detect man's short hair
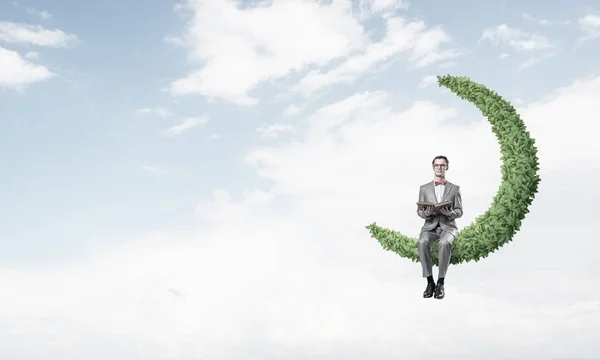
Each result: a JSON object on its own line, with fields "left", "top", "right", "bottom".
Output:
{"left": 432, "top": 155, "right": 449, "bottom": 166}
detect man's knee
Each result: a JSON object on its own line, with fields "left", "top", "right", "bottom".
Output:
{"left": 438, "top": 239, "right": 452, "bottom": 249}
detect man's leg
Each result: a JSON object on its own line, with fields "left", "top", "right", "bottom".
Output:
{"left": 434, "top": 230, "right": 455, "bottom": 299}
{"left": 437, "top": 231, "right": 455, "bottom": 278}
{"left": 417, "top": 230, "right": 438, "bottom": 278}
{"left": 417, "top": 229, "right": 439, "bottom": 298}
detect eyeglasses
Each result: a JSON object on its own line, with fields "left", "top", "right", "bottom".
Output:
{"left": 433, "top": 164, "right": 447, "bottom": 168}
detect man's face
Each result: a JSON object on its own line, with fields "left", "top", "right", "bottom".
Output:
{"left": 432, "top": 159, "right": 448, "bottom": 178}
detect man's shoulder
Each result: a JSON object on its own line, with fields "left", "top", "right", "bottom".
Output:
{"left": 447, "top": 181, "right": 460, "bottom": 188}
{"left": 419, "top": 181, "right": 433, "bottom": 188}
{"left": 447, "top": 182, "right": 461, "bottom": 194}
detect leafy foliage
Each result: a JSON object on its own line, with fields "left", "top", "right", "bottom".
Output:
{"left": 365, "top": 75, "right": 541, "bottom": 265}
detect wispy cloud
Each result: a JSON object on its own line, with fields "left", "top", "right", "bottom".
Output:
{"left": 35, "top": 10, "right": 51, "bottom": 20}
{"left": 577, "top": 14, "right": 600, "bottom": 45}
{"left": 166, "top": 0, "right": 368, "bottom": 105}
{"left": 27, "top": 8, "right": 51, "bottom": 20}
{"left": 162, "top": 117, "right": 209, "bottom": 137}
{"left": 499, "top": 52, "right": 509, "bottom": 59}
{"left": 168, "top": 1, "right": 457, "bottom": 103}
{"left": 480, "top": 24, "right": 553, "bottom": 51}
{"left": 355, "top": 0, "right": 408, "bottom": 20}
{"left": 12, "top": 2, "right": 52, "bottom": 20}
{"left": 419, "top": 74, "right": 438, "bottom": 88}
{"left": 0, "top": 46, "right": 54, "bottom": 90}
{"left": 140, "top": 165, "right": 168, "bottom": 174}
{"left": 134, "top": 107, "right": 173, "bottom": 118}
{"left": 521, "top": 13, "right": 570, "bottom": 26}
{"left": 437, "top": 60, "right": 457, "bottom": 68}
{"left": 519, "top": 52, "right": 557, "bottom": 70}
{"left": 256, "top": 124, "right": 296, "bottom": 138}
{"left": 0, "top": 22, "right": 78, "bottom": 48}
{"left": 291, "top": 17, "right": 459, "bottom": 97}
{"left": 283, "top": 104, "right": 304, "bottom": 117}
{"left": 24, "top": 51, "right": 39, "bottom": 60}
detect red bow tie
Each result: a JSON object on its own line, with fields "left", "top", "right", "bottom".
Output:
{"left": 435, "top": 181, "right": 445, "bottom": 186}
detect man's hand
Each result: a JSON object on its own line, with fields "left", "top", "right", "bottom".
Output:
{"left": 438, "top": 206, "right": 453, "bottom": 217}
{"left": 423, "top": 206, "right": 434, "bottom": 217}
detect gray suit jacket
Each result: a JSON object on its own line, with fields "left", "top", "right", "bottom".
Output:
{"left": 417, "top": 180, "right": 463, "bottom": 237}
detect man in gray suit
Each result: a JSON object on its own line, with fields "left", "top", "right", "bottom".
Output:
{"left": 416, "top": 155, "right": 463, "bottom": 299}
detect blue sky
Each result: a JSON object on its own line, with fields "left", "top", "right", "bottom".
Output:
{"left": 1, "top": 0, "right": 598, "bottom": 264}
{"left": 1, "top": 0, "right": 600, "bottom": 359}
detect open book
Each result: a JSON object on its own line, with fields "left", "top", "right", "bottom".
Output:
{"left": 416, "top": 201, "right": 452, "bottom": 209}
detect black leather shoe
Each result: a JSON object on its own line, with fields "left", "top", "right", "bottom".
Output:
{"left": 423, "top": 282, "right": 435, "bottom": 298}
{"left": 434, "top": 283, "right": 445, "bottom": 299}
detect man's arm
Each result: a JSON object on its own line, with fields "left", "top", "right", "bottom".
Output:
{"left": 416, "top": 187, "right": 430, "bottom": 219}
{"left": 446, "top": 186, "right": 463, "bottom": 221}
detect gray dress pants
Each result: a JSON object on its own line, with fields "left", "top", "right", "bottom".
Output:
{"left": 416, "top": 225, "right": 454, "bottom": 278}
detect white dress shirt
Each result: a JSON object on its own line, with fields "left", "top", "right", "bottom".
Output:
{"left": 434, "top": 180, "right": 445, "bottom": 203}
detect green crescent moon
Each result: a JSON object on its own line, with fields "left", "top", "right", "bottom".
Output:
{"left": 365, "top": 75, "right": 541, "bottom": 265}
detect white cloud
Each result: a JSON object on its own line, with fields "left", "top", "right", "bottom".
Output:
{"left": 577, "top": 13, "right": 600, "bottom": 43}
{"left": 480, "top": 24, "right": 553, "bottom": 51}
{"left": 36, "top": 10, "right": 52, "bottom": 20}
{"left": 437, "top": 60, "right": 457, "bottom": 68}
{"left": 162, "top": 116, "right": 209, "bottom": 136}
{"left": 356, "top": 0, "right": 408, "bottom": 19}
{"left": 167, "top": 0, "right": 457, "bottom": 103}
{"left": 256, "top": 123, "right": 296, "bottom": 138}
{"left": 419, "top": 74, "right": 437, "bottom": 88}
{"left": 24, "top": 50, "right": 38, "bottom": 60}
{"left": 0, "top": 21, "right": 78, "bottom": 47}
{"left": 518, "top": 74, "right": 600, "bottom": 171}
{"left": 0, "top": 46, "right": 54, "bottom": 90}
{"left": 208, "top": 133, "right": 220, "bottom": 140}
{"left": 195, "top": 189, "right": 275, "bottom": 222}
{"left": 519, "top": 52, "right": 556, "bottom": 69}
{"left": 12, "top": 3, "right": 52, "bottom": 20}
{"left": 134, "top": 107, "right": 173, "bottom": 118}
{"left": 481, "top": 24, "right": 556, "bottom": 69}
{"left": 291, "top": 16, "right": 458, "bottom": 97}
{"left": 140, "top": 165, "right": 168, "bottom": 174}
{"left": 167, "top": 0, "right": 368, "bottom": 105}
{"left": 283, "top": 104, "right": 304, "bottom": 117}
{"left": 521, "top": 13, "right": 570, "bottom": 26}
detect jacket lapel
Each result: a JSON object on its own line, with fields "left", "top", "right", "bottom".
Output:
{"left": 441, "top": 181, "right": 453, "bottom": 202}
{"left": 427, "top": 181, "right": 436, "bottom": 202}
